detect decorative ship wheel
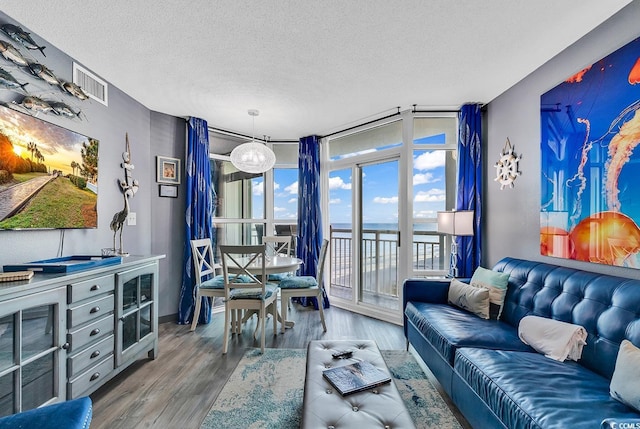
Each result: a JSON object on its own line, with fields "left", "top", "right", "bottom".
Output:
{"left": 494, "top": 138, "right": 521, "bottom": 190}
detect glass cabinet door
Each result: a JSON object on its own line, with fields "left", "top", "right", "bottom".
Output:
{"left": 0, "top": 287, "right": 66, "bottom": 417}
{"left": 115, "top": 264, "right": 157, "bottom": 367}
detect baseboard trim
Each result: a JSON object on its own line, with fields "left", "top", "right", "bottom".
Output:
{"left": 159, "top": 313, "right": 177, "bottom": 324}
{"left": 159, "top": 306, "right": 224, "bottom": 325}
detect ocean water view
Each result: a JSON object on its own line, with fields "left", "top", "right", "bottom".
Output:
{"left": 327, "top": 221, "right": 445, "bottom": 309}
{"left": 331, "top": 223, "right": 437, "bottom": 232}
{"left": 330, "top": 222, "right": 440, "bottom": 244}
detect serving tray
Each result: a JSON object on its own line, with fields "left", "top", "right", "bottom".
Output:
{"left": 3, "top": 255, "right": 123, "bottom": 274}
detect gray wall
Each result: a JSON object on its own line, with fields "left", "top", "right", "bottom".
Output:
{"left": 0, "top": 11, "right": 153, "bottom": 263}
{"left": 0, "top": 12, "right": 186, "bottom": 318}
{"left": 149, "top": 112, "right": 186, "bottom": 320}
{"left": 485, "top": 1, "right": 640, "bottom": 279}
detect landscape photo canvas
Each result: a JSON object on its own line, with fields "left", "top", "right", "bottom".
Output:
{"left": 540, "top": 37, "right": 640, "bottom": 268}
{"left": 0, "top": 105, "right": 99, "bottom": 230}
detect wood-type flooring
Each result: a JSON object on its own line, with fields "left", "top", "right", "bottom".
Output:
{"left": 90, "top": 304, "right": 469, "bottom": 428}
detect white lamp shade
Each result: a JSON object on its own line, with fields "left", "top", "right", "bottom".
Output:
{"left": 437, "top": 210, "right": 474, "bottom": 236}
{"left": 230, "top": 142, "right": 276, "bottom": 174}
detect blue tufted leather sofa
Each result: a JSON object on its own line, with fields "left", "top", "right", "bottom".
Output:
{"left": 403, "top": 257, "right": 640, "bottom": 429}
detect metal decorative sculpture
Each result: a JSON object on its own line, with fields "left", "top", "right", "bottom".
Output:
{"left": 110, "top": 133, "right": 139, "bottom": 255}
{"left": 494, "top": 138, "right": 521, "bottom": 190}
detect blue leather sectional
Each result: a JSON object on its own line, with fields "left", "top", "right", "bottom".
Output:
{"left": 403, "top": 257, "right": 640, "bottom": 429}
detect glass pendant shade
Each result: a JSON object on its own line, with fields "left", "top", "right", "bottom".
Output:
{"left": 230, "top": 109, "right": 276, "bottom": 174}
{"left": 230, "top": 141, "right": 276, "bottom": 174}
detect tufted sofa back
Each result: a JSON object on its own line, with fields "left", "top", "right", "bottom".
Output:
{"left": 493, "top": 257, "right": 640, "bottom": 380}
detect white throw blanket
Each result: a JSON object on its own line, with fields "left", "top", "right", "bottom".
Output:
{"left": 518, "top": 315, "right": 587, "bottom": 362}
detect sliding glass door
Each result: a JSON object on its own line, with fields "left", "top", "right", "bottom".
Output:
{"left": 325, "top": 112, "right": 458, "bottom": 324}
{"left": 328, "top": 168, "right": 354, "bottom": 302}
{"left": 359, "top": 159, "right": 400, "bottom": 311}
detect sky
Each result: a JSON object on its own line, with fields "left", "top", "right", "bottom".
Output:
{"left": 251, "top": 134, "right": 449, "bottom": 227}
{"left": 328, "top": 149, "right": 447, "bottom": 226}
{"left": 0, "top": 104, "right": 91, "bottom": 175}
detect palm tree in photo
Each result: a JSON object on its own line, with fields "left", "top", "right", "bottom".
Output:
{"left": 27, "top": 141, "right": 36, "bottom": 160}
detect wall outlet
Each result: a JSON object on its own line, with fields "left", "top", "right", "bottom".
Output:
{"left": 127, "top": 212, "right": 136, "bottom": 226}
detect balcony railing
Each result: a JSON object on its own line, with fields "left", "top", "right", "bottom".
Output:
{"left": 329, "top": 226, "right": 446, "bottom": 301}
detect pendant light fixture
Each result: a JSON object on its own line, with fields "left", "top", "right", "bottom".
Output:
{"left": 230, "top": 109, "right": 276, "bottom": 174}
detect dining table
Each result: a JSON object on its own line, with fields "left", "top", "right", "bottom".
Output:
{"left": 226, "top": 254, "right": 303, "bottom": 330}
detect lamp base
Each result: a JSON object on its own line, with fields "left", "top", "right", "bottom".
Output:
{"left": 448, "top": 239, "right": 458, "bottom": 278}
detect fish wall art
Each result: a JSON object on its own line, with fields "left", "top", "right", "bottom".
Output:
{"left": 540, "top": 36, "right": 640, "bottom": 268}
{"left": 0, "top": 18, "right": 88, "bottom": 122}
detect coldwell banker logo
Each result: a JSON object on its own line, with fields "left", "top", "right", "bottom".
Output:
{"left": 602, "top": 420, "right": 640, "bottom": 429}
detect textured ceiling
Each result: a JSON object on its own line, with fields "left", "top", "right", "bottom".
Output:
{"left": 0, "top": 1, "right": 632, "bottom": 140}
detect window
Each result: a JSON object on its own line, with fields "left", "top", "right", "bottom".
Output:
{"left": 209, "top": 132, "right": 299, "bottom": 246}
{"left": 325, "top": 112, "right": 457, "bottom": 323}
{"left": 273, "top": 168, "right": 298, "bottom": 221}
{"left": 329, "top": 121, "right": 402, "bottom": 160}
{"left": 211, "top": 158, "right": 264, "bottom": 220}
{"left": 411, "top": 117, "right": 457, "bottom": 275}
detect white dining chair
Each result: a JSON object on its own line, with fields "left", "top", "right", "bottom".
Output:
{"left": 220, "top": 244, "right": 280, "bottom": 354}
{"left": 278, "top": 239, "right": 329, "bottom": 333}
{"left": 189, "top": 238, "right": 225, "bottom": 332}
{"left": 262, "top": 235, "right": 293, "bottom": 282}
{"left": 189, "top": 238, "right": 252, "bottom": 332}
{"left": 262, "top": 235, "right": 292, "bottom": 256}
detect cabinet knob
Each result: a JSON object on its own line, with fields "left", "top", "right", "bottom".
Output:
{"left": 60, "top": 342, "right": 70, "bottom": 350}
{"left": 90, "top": 306, "right": 100, "bottom": 314}
{"left": 90, "top": 284, "right": 100, "bottom": 291}
{"left": 90, "top": 372, "right": 100, "bottom": 382}
{"left": 90, "top": 328, "right": 100, "bottom": 336}
{"left": 90, "top": 350, "right": 101, "bottom": 359}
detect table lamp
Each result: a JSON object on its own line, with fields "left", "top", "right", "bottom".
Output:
{"left": 437, "top": 210, "right": 474, "bottom": 278}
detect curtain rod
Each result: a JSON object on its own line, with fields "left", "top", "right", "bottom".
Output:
{"left": 207, "top": 126, "right": 298, "bottom": 144}
{"left": 412, "top": 109, "right": 461, "bottom": 113}
{"left": 188, "top": 103, "right": 482, "bottom": 142}
{"left": 319, "top": 104, "right": 477, "bottom": 139}
{"left": 411, "top": 104, "right": 488, "bottom": 113}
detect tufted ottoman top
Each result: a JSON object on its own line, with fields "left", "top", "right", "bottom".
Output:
{"left": 302, "top": 340, "right": 416, "bottom": 429}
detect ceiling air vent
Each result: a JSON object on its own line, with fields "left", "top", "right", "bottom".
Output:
{"left": 73, "top": 62, "right": 108, "bottom": 106}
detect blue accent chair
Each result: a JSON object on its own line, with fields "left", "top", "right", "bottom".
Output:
{"left": 0, "top": 397, "right": 92, "bottom": 429}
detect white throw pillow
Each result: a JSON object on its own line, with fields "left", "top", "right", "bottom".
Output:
{"left": 448, "top": 279, "right": 490, "bottom": 320}
{"left": 610, "top": 339, "right": 640, "bottom": 412}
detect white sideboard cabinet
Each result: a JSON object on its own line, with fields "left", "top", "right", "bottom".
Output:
{"left": 0, "top": 255, "right": 163, "bottom": 417}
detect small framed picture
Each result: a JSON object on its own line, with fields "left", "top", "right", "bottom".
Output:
{"left": 157, "top": 156, "right": 181, "bottom": 184}
{"left": 159, "top": 184, "right": 178, "bottom": 198}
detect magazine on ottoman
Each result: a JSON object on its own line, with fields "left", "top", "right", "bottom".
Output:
{"left": 322, "top": 361, "right": 391, "bottom": 396}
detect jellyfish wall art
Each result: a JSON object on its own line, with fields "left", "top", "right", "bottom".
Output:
{"left": 541, "top": 36, "right": 640, "bottom": 268}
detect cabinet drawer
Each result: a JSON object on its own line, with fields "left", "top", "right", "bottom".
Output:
{"left": 68, "top": 294, "right": 114, "bottom": 328}
{"left": 68, "top": 274, "right": 115, "bottom": 304}
{"left": 68, "top": 314, "right": 113, "bottom": 353}
{"left": 68, "top": 334, "right": 114, "bottom": 378}
{"left": 68, "top": 355, "right": 114, "bottom": 398}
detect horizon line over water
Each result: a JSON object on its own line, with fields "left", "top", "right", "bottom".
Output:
{"left": 331, "top": 222, "right": 437, "bottom": 232}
